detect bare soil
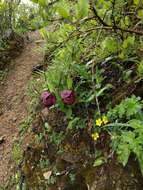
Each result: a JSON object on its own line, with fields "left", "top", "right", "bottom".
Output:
{"left": 0, "top": 31, "right": 43, "bottom": 184}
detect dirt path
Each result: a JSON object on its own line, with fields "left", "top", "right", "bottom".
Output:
{"left": 0, "top": 31, "right": 43, "bottom": 184}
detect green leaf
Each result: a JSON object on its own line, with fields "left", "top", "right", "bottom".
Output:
{"left": 68, "top": 117, "right": 80, "bottom": 130}
{"left": 118, "top": 104, "right": 125, "bottom": 118}
{"left": 96, "top": 84, "right": 112, "bottom": 97}
{"left": 129, "top": 119, "right": 143, "bottom": 130}
{"left": 122, "top": 36, "right": 135, "bottom": 49}
{"left": 66, "top": 108, "right": 72, "bottom": 119}
{"left": 75, "top": 64, "right": 90, "bottom": 80}
{"left": 102, "top": 37, "right": 118, "bottom": 53}
{"left": 76, "top": 0, "right": 89, "bottom": 19}
{"left": 56, "top": 1, "right": 70, "bottom": 19}
{"left": 137, "top": 60, "right": 143, "bottom": 77}
{"left": 134, "top": 0, "right": 141, "bottom": 5}
{"left": 40, "top": 27, "right": 49, "bottom": 39}
{"left": 85, "top": 93, "right": 95, "bottom": 103}
{"left": 109, "top": 95, "right": 142, "bottom": 119}
{"left": 138, "top": 10, "right": 143, "bottom": 18}
{"left": 122, "top": 131, "right": 135, "bottom": 144}
{"left": 118, "top": 145, "right": 131, "bottom": 166}
{"left": 137, "top": 152, "right": 143, "bottom": 175}
{"left": 67, "top": 77, "right": 73, "bottom": 89}
{"left": 125, "top": 96, "right": 142, "bottom": 118}
{"left": 38, "top": 0, "right": 47, "bottom": 7}
{"left": 30, "top": 0, "right": 38, "bottom": 3}
{"left": 124, "top": 16, "right": 130, "bottom": 26}
{"left": 93, "top": 157, "right": 105, "bottom": 167}
{"left": 44, "top": 122, "right": 52, "bottom": 132}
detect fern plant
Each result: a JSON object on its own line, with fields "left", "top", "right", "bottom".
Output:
{"left": 107, "top": 96, "right": 143, "bottom": 174}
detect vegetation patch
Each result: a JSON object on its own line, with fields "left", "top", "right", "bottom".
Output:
{"left": 1, "top": 0, "right": 143, "bottom": 189}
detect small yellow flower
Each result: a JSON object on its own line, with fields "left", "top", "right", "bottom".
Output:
{"left": 102, "top": 116, "right": 108, "bottom": 125}
{"left": 96, "top": 118, "right": 103, "bottom": 127}
{"left": 92, "top": 132, "right": 99, "bottom": 141}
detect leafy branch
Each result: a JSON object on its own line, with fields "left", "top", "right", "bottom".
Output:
{"left": 91, "top": 4, "right": 143, "bottom": 35}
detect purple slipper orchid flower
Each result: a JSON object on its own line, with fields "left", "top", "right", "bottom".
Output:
{"left": 41, "top": 91, "right": 56, "bottom": 107}
{"left": 60, "top": 90, "right": 75, "bottom": 105}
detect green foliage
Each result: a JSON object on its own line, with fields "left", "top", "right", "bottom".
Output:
{"left": 108, "top": 96, "right": 143, "bottom": 174}
{"left": 31, "top": 0, "right": 38, "bottom": 3}
{"left": 9, "top": 0, "right": 143, "bottom": 188}
{"left": 122, "top": 36, "right": 135, "bottom": 49}
{"left": 56, "top": 1, "right": 71, "bottom": 19}
{"left": 76, "top": 0, "right": 89, "bottom": 19}
{"left": 102, "top": 37, "right": 119, "bottom": 53}
{"left": 38, "top": 0, "right": 47, "bottom": 7}
{"left": 40, "top": 159, "right": 50, "bottom": 169}
{"left": 108, "top": 95, "right": 143, "bottom": 120}
{"left": 47, "top": 175, "right": 57, "bottom": 185}
{"left": 49, "top": 131, "right": 65, "bottom": 146}
{"left": 93, "top": 157, "right": 106, "bottom": 167}
{"left": 0, "top": 70, "right": 7, "bottom": 81}
{"left": 69, "top": 172, "right": 76, "bottom": 183}
{"left": 112, "top": 121, "right": 143, "bottom": 175}
{"left": 34, "top": 1, "right": 143, "bottom": 175}
{"left": 67, "top": 117, "right": 86, "bottom": 130}
{"left": 138, "top": 9, "right": 143, "bottom": 18}
{"left": 0, "top": 1, "right": 12, "bottom": 39}
{"left": 137, "top": 59, "right": 143, "bottom": 78}
{"left": 12, "top": 142, "right": 22, "bottom": 165}
{"left": 134, "top": 0, "right": 142, "bottom": 6}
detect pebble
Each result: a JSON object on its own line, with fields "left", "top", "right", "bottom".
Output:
{"left": 43, "top": 171, "right": 52, "bottom": 180}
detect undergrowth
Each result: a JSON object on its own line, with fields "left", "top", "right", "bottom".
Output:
{"left": 4, "top": 0, "right": 143, "bottom": 189}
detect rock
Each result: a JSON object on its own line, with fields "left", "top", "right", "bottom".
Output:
{"left": 61, "top": 152, "right": 81, "bottom": 164}
{"left": 87, "top": 159, "right": 143, "bottom": 190}
{"left": 43, "top": 171, "right": 52, "bottom": 180}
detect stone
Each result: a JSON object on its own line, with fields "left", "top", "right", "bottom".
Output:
{"left": 43, "top": 171, "right": 52, "bottom": 180}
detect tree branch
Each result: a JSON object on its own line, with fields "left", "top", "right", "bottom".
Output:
{"left": 90, "top": 2, "right": 143, "bottom": 36}
{"left": 92, "top": 6, "right": 109, "bottom": 27}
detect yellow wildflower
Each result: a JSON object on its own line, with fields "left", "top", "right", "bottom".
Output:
{"left": 102, "top": 116, "right": 109, "bottom": 125}
{"left": 96, "top": 118, "right": 103, "bottom": 127}
{"left": 92, "top": 132, "right": 99, "bottom": 141}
